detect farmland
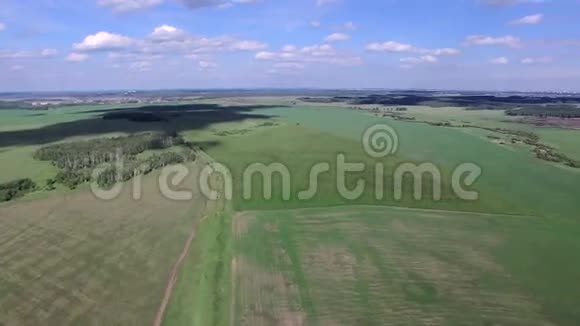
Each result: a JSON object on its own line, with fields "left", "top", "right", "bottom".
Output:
{"left": 232, "top": 206, "right": 580, "bottom": 325}
{"left": 1, "top": 94, "right": 580, "bottom": 325}
{"left": 0, "top": 163, "right": 209, "bottom": 325}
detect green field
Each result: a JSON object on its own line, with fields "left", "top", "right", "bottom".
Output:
{"left": 232, "top": 206, "right": 580, "bottom": 325}
{"left": 1, "top": 98, "right": 580, "bottom": 325}
{"left": 0, "top": 163, "right": 209, "bottom": 325}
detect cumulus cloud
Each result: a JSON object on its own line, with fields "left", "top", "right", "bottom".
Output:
{"left": 98, "top": 0, "right": 257, "bottom": 12}
{"left": 311, "top": 21, "right": 321, "bottom": 28}
{"left": 274, "top": 62, "right": 305, "bottom": 70}
{"left": 0, "top": 23, "right": 6, "bottom": 31}
{"left": 490, "top": 56, "right": 509, "bottom": 64}
{"left": 255, "top": 44, "right": 362, "bottom": 68}
{"left": 521, "top": 56, "right": 552, "bottom": 64}
{"left": 367, "top": 41, "right": 414, "bottom": 52}
{"left": 0, "top": 49, "right": 58, "bottom": 59}
{"left": 66, "top": 53, "right": 89, "bottom": 62}
{"left": 511, "top": 13, "right": 543, "bottom": 25}
{"left": 229, "top": 40, "right": 267, "bottom": 51}
{"left": 366, "top": 41, "right": 459, "bottom": 56}
{"left": 149, "top": 24, "right": 187, "bottom": 41}
{"left": 97, "top": 0, "right": 165, "bottom": 12}
{"left": 41, "top": 49, "right": 58, "bottom": 57}
{"left": 73, "top": 32, "right": 135, "bottom": 52}
{"left": 71, "top": 25, "right": 266, "bottom": 59}
{"left": 324, "top": 33, "right": 350, "bottom": 42}
{"left": 400, "top": 55, "right": 438, "bottom": 64}
{"left": 464, "top": 35, "right": 522, "bottom": 48}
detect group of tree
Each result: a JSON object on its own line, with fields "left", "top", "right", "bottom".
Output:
{"left": 506, "top": 106, "right": 580, "bottom": 118}
{"left": 533, "top": 144, "right": 580, "bottom": 168}
{"left": 0, "top": 178, "right": 36, "bottom": 202}
{"left": 33, "top": 132, "right": 196, "bottom": 189}
{"left": 34, "top": 132, "right": 185, "bottom": 170}
{"left": 95, "top": 150, "right": 196, "bottom": 188}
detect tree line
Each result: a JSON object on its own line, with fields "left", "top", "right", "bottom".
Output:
{"left": 34, "top": 132, "right": 185, "bottom": 170}
{"left": 506, "top": 106, "right": 580, "bottom": 118}
{"left": 0, "top": 178, "right": 36, "bottom": 202}
{"left": 35, "top": 132, "right": 196, "bottom": 190}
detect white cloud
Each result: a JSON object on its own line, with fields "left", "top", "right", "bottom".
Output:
{"left": 400, "top": 55, "right": 438, "bottom": 64}
{"left": 10, "top": 65, "right": 24, "bottom": 71}
{"left": 66, "top": 52, "right": 89, "bottom": 62}
{"left": 73, "top": 32, "right": 135, "bottom": 52}
{"left": 41, "top": 49, "right": 58, "bottom": 57}
{"left": 217, "top": 2, "right": 234, "bottom": 8}
{"left": 311, "top": 21, "right": 321, "bottom": 28}
{"left": 274, "top": 62, "right": 305, "bottom": 70}
{"left": 324, "top": 33, "right": 350, "bottom": 42}
{"left": 521, "top": 56, "right": 552, "bottom": 64}
{"left": 255, "top": 51, "right": 276, "bottom": 60}
{"left": 425, "top": 48, "right": 460, "bottom": 55}
{"left": 490, "top": 56, "right": 509, "bottom": 64}
{"left": 255, "top": 44, "right": 361, "bottom": 66}
{"left": 149, "top": 24, "right": 187, "bottom": 41}
{"left": 98, "top": 0, "right": 257, "bottom": 12}
{"left": 344, "top": 22, "right": 357, "bottom": 31}
{"left": 366, "top": 41, "right": 460, "bottom": 56}
{"left": 0, "top": 23, "right": 6, "bottom": 31}
{"left": 366, "top": 41, "right": 415, "bottom": 52}
{"left": 229, "top": 40, "right": 267, "bottom": 51}
{"left": 198, "top": 60, "right": 217, "bottom": 69}
{"left": 0, "top": 49, "right": 58, "bottom": 59}
{"left": 511, "top": 13, "right": 543, "bottom": 25}
{"left": 72, "top": 26, "right": 266, "bottom": 57}
{"left": 97, "top": 0, "right": 164, "bottom": 12}
{"left": 217, "top": 0, "right": 258, "bottom": 9}
{"left": 464, "top": 35, "right": 522, "bottom": 48}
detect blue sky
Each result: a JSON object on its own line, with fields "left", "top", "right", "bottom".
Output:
{"left": 1, "top": 0, "right": 579, "bottom": 91}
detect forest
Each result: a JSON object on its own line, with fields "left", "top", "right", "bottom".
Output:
{"left": 505, "top": 106, "right": 580, "bottom": 118}
{"left": 35, "top": 132, "right": 196, "bottom": 189}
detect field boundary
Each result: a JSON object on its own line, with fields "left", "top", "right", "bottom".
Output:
{"left": 235, "top": 204, "right": 536, "bottom": 219}
{"left": 154, "top": 147, "right": 230, "bottom": 326}
{"left": 153, "top": 215, "right": 208, "bottom": 326}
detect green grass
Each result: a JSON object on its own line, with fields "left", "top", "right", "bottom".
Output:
{"left": 0, "top": 105, "right": 128, "bottom": 131}
{"left": 233, "top": 206, "right": 580, "bottom": 325}
{"left": 536, "top": 127, "right": 580, "bottom": 161}
{"left": 196, "top": 105, "right": 580, "bottom": 220}
{"left": 163, "top": 213, "right": 233, "bottom": 326}
{"left": 0, "top": 146, "right": 58, "bottom": 184}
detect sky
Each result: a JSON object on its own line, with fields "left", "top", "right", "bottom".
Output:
{"left": 1, "top": 0, "right": 580, "bottom": 92}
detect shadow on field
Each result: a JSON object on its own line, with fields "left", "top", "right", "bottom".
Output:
{"left": 0, "top": 103, "right": 282, "bottom": 147}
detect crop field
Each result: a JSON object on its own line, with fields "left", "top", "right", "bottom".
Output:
{"left": 1, "top": 98, "right": 580, "bottom": 325}
{"left": 232, "top": 206, "right": 580, "bottom": 325}
{"left": 0, "top": 162, "right": 209, "bottom": 325}
{"left": 198, "top": 105, "right": 580, "bottom": 219}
